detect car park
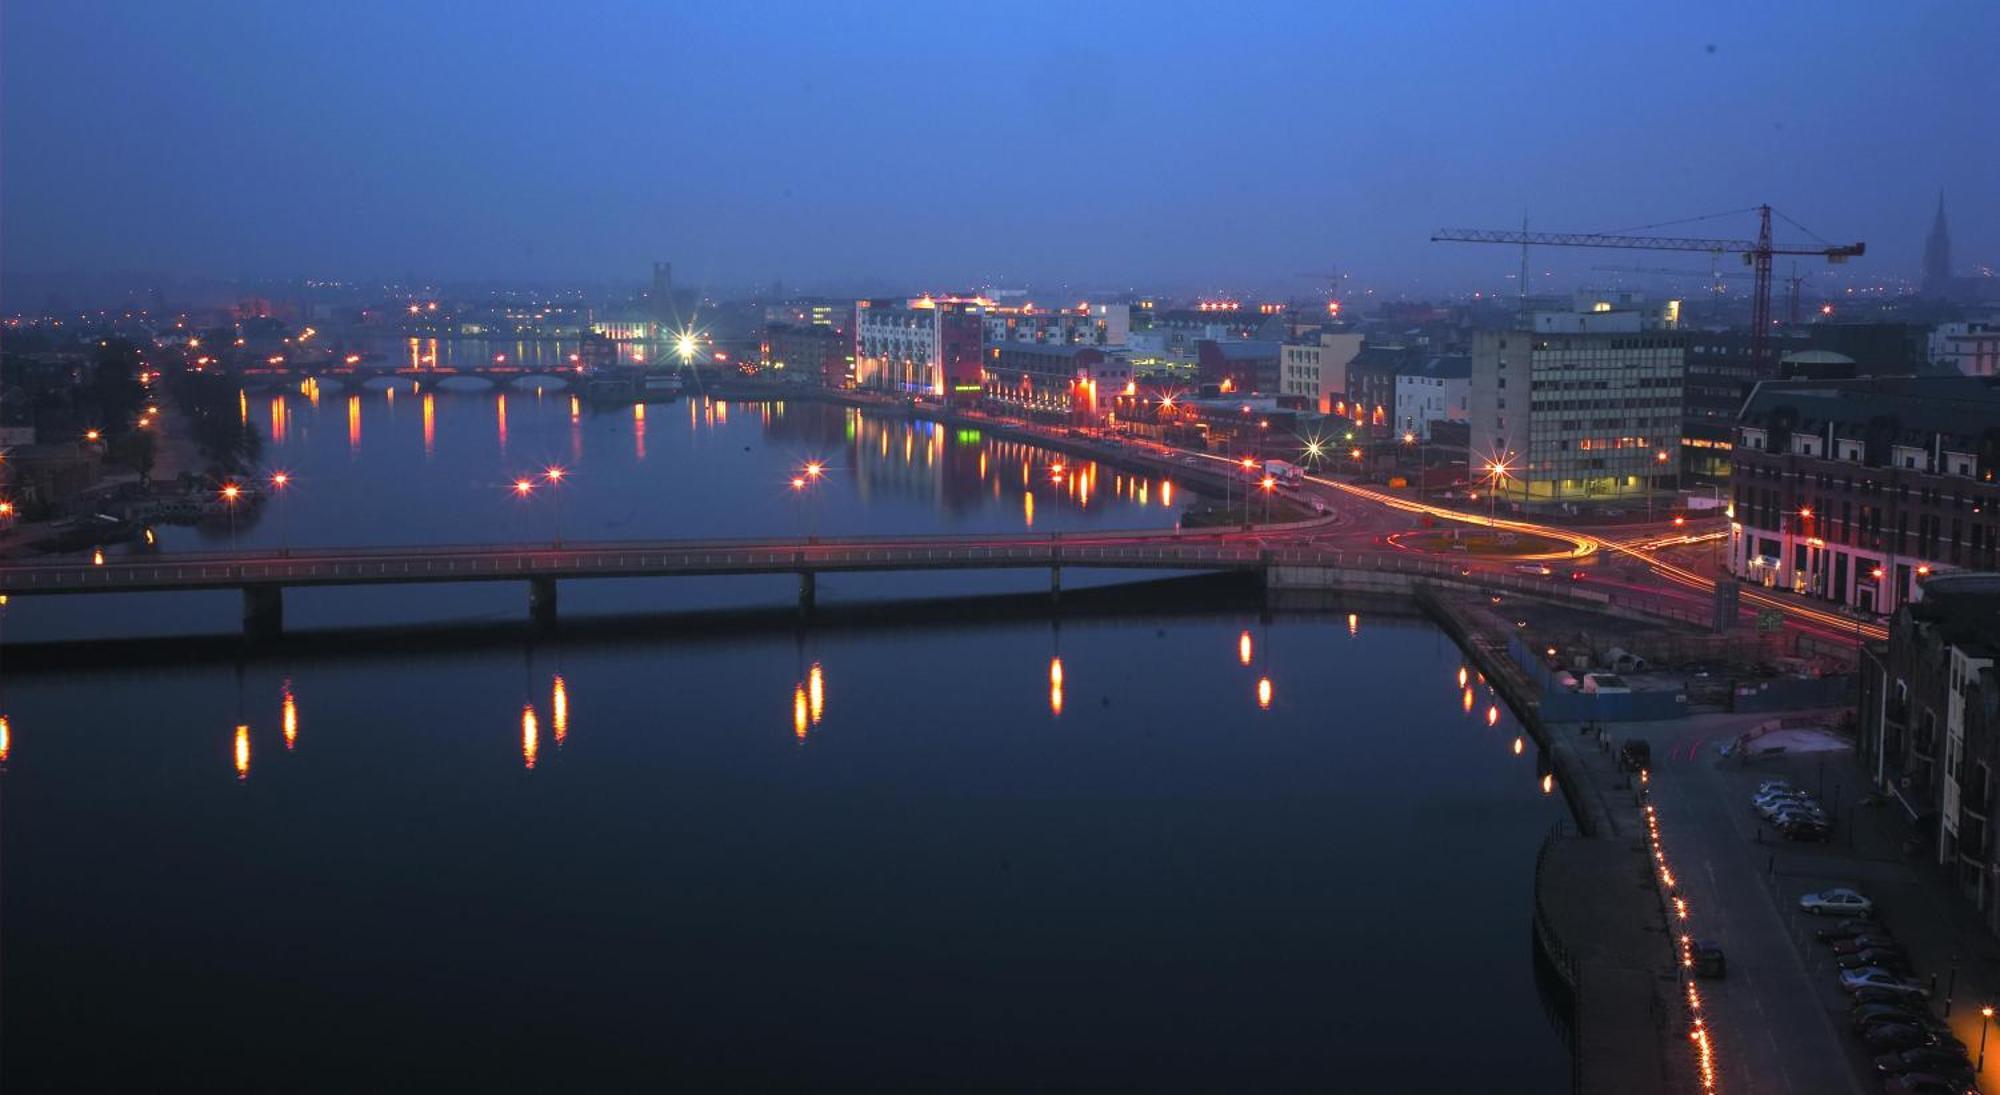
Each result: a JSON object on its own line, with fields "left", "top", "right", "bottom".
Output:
{"left": 1802, "top": 888, "right": 1874, "bottom": 917}
{"left": 1843, "top": 967, "right": 1926, "bottom": 994}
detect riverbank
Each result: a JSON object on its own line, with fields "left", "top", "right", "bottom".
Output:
{"left": 1420, "top": 582, "right": 1685, "bottom": 1092}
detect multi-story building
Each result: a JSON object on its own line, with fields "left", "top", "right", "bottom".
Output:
{"left": 853, "top": 297, "right": 985, "bottom": 403}
{"left": 1346, "top": 344, "right": 1414, "bottom": 439}
{"left": 761, "top": 319, "right": 853, "bottom": 388}
{"left": 1277, "top": 329, "right": 1363, "bottom": 413}
{"left": 1196, "top": 339, "right": 1280, "bottom": 395}
{"left": 981, "top": 303, "right": 1129, "bottom": 348}
{"left": 1933, "top": 319, "right": 2000, "bottom": 378}
{"left": 1393, "top": 355, "right": 1470, "bottom": 440}
{"left": 1729, "top": 376, "right": 2000, "bottom": 615}
{"left": 1858, "top": 573, "right": 2000, "bottom": 930}
{"left": 981, "top": 343, "right": 1131, "bottom": 420}
{"left": 1469, "top": 293, "right": 1685, "bottom": 502}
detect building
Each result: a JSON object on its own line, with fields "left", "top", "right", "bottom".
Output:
{"left": 982, "top": 303, "right": 1129, "bottom": 348}
{"left": 981, "top": 343, "right": 1131, "bottom": 420}
{"left": 1468, "top": 292, "right": 1685, "bottom": 502}
{"left": 761, "top": 320, "right": 853, "bottom": 388}
{"left": 1919, "top": 194, "right": 2000, "bottom": 305}
{"left": 1393, "top": 355, "right": 1470, "bottom": 440}
{"left": 1932, "top": 319, "right": 2000, "bottom": 378}
{"left": 1858, "top": 573, "right": 2000, "bottom": 931}
{"left": 1196, "top": 339, "right": 1280, "bottom": 395}
{"left": 1729, "top": 375, "right": 2000, "bottom": 615}
{"left": 1277, "top": 329, "right": 1363, "bottom": 413}
{"left": 1346, "top": 344, "right": 1412, "bottom": 439}
{"left": 853, "top": 297, "right": 986, "bottom": 403}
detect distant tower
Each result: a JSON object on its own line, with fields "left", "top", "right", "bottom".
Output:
{"left": 651, "top": 261, "right": 675, "bottom": 325}
{"left": 1922, "top": 192, "right": 1952, "bottom": 297}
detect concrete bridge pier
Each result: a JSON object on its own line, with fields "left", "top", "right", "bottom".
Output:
{"left": 243, "top": 585, "right": 283, "bottom": 640}
{"left": 798, "top": 571, "right": 816, "bottom": 617}
{"left": 529, "top": 577, "right": 558, "bottom": 630}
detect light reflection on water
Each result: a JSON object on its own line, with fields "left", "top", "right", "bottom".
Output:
{"left": 0, "top": 614, "right": 1566, "bottom": 1089}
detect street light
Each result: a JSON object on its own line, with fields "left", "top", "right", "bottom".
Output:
{"left": 796, "top": 461, "right": 826, "bottom": 541}
{"left": 1240, "top": 456, "right": 1257, "bottom": 525}
{"left": 1260, "top": 474, "right": 1275, "bottom": 524}
{"left": 543, "top": 465, "right": 567, "bottom": 547}
{"left": 1980, "top": 1005, "right": 1994, "bottom": 1071}
{"left": 219, "top": 482, "right": 242, "bottom": 550}
{"left": 268, "top": 471, "right": 291, "bottom": 556}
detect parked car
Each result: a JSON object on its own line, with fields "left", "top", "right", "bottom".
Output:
{"left": 1757, "top": 779, "right": 1798, "bottom": 795}
{"left": 1860, "top": 1022, "right": 1939, "bottom": 1051}
{"left": 1833, "top": 935, "right": 1901, "bottom": 955}
{"left": 1802, "top": 888, "right": 1875, "bottom": 917}
{"left": 1822, "top": 921, "right": 1888, "bottom": 943}
{"left": 1852, "top": 1003, "right": 1937, "bottom": 1033}
{"left": 1757, "top": 795, "right": 1820, "bottom": 819}
{"left": 1838, "top": 949, "right": 1912, "bottom": 973}
{"left": 1853, "top": 986, "right": 1930, "bottom": 1009}
{"left": 1691, "top": 941, "right": 1726, "bottom": 978}
{"left": 1883, "top": 1075, "right": 1976, "bottom": 1095}
{"left": 1781, "top": 819, "right": 1832, "bottom": 842}
{"left": 1875, "top": 1047, "right": 1973, "bottom": 1078}
{"left": 1842, "top": 967, "right": 1926, "bottom": 994}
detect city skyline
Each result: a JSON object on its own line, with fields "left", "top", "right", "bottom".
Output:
{"left": 2, "top": 0, "right": 1995, "bottom": 299}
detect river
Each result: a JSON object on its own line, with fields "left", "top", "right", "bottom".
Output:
{"left": 0, "top": 385, "right": 1570, "bottom": 1091}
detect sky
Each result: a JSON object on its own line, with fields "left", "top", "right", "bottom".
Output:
{"left": 3, "top": 0, "right": 1996, "bottom": 299}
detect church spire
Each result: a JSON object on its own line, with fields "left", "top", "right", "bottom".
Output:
{"left": 1923, "top": 190, "right": 1952, "bottom": 296}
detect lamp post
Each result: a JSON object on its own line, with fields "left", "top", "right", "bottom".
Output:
{"left": 219, "top": 482, "right": 242, "bottom": 551}
{"left": 512, "top": 476, "right": 536, "bottom": 540}
{"left": 543, "top": 465, "right": 567, "bottom": 548}
{"left": 799, "top": 461, "right": 824, "bottom": 542}
{"left": 1240, "top": 456, "right": 1257, "bottom": 526}
{"left": 1980, "top": 1005, "right": 1994, "bottom": 1071}
{"left": 268, "top": 471, "right": 291, "bottom": 556}
{"left": 1260, "top": 474, "right": 1275, "bottom": 525}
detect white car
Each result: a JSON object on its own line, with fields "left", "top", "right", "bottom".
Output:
{"left": 1513, "top": 563, "right": 1553, "bottom": 576}
{"left": 1800, "top": 888, "right": 1874, "bottom": 917}
{"left": 1841, "top": 967, "right": 1926, "bottom": 995}
{"left": 1757, "top": 780, "right": 1797, "bottom": 796}
{"left": 1756, "top": 795, "right": 1819, "bottom": 819}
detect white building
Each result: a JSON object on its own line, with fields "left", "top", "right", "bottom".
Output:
{"left": 1394, "top": 356, "right": 1471, "bottom": 440}
{"left": 1277, "top": 329, "right": 1363, "bottom": 413}
{"left": 1932, "top": 319, "right": 2000, "bottom": 377}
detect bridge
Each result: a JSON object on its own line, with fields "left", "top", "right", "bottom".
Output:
{"left": 0, "top": 529, "right": 1625, "bottom": 639}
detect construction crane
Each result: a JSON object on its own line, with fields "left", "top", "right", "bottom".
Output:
{"left": 1433, "top": 205, "right": 1863, "bottom": 366}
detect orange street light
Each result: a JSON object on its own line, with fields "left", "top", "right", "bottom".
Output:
{"left": 544, "top": 465, "right": 566, "bottom": 484}
{"left": 84, "top": 428, "right": 102, "bottom": 443}
{"left": 804, "top": 461, "right": 823, "bottom": 480}
{"left": 513, "top": 478, "right": 535, "bottom": 497}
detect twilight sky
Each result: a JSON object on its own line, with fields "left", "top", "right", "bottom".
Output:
{"left": 3, "top": 0, "right": 1995, "bottom": 298}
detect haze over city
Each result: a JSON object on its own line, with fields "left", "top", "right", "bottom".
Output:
{"left": 3, "top": 0, "right": 1996, "bottom": 301}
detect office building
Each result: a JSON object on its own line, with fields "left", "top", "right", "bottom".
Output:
{"left": 1730, "top": 376, "right": 2000, "bottom": 615}
{"left": 981, "top": 343, "right": 1131, "bottom": 419}
{"left": 1196, "top": 339, "right": 1281, "bottom": 395}
{"left": 1277, "top": 329, "right": 1364, "bottom": 413}
{"left": 853, "top": 296, "right": 985, "bottom": 403}
{"left": 1468, "top": 292, "right": 1684, "bottom": 502}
